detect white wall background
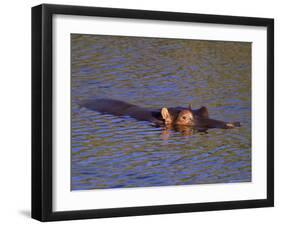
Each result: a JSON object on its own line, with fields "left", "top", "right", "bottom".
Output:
{"left": 0, "top": 0, "right": 279, "bottom": 225}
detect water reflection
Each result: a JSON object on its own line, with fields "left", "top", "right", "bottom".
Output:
{"left": 157, "top": 125, "right": 207, "bottom": 139}
{"left": 71, "top": 34, "right": 251, "bottom": 190}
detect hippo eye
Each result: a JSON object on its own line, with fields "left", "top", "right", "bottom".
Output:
{"left": 182, "top": 116, "right": 187, "bottom": 120}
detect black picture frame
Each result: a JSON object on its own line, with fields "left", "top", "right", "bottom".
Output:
{"left": 32, "top": 3, "right": 274, "bottom": 222}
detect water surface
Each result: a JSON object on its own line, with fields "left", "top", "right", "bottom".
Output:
{"left": 71, "top": 34, "right": 251, "bottom": 190}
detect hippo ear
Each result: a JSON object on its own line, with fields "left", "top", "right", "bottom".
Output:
{"left": 198, "top": 106, "right": 209, "bottom": 118}
{"left": 161, "top": 108, "right": 172, "bottom": 124}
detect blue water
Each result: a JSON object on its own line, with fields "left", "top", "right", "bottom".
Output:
{"left": 71, "top": 34, "right": 251, "bottom": 190}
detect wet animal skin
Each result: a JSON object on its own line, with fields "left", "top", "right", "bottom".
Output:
{"left": 81, "top": 98, "right": 241, "bottom": 129}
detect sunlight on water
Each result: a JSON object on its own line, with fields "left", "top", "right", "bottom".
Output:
{"left": 71, "top": 34, "right": 251, "bottom": 190}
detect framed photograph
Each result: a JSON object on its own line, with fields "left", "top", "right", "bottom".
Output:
{"left": 32, "top": 4, "right": 274, "bottom": 221}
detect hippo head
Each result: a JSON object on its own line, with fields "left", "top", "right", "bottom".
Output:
{"left": 175, "top": 109, "right": 195, "bottom": 126}
{"left": 161, "top": 107, "right": 195, "bottom": 126}
{"left": 161, "top": 105, "right": 209, "bottom": 126}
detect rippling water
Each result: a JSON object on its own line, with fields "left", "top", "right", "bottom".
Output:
{"left": 71, "top": 34, "right": 251, "bottom": 190}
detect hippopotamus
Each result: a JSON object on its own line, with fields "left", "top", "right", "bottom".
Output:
{"left": 81, "top": 98, "right": 240, "bottom": 129}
